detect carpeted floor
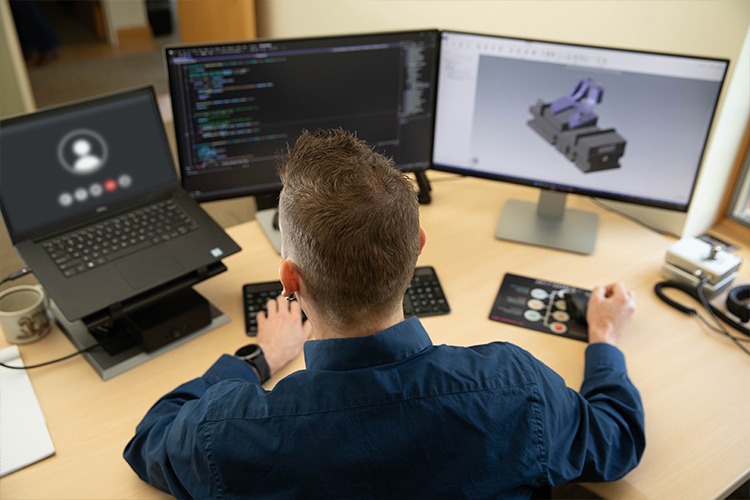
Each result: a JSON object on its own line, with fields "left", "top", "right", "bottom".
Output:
{"left": 28, "top": 49, "right": 170, "bottom": 110}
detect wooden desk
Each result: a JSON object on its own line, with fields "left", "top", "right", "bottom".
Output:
{"left": 1, "top": 174, "right": 748, "bottom": 499}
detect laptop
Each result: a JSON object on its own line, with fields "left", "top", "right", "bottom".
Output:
{"left": 0, "top": 87, "right": 241, "bottom": 322}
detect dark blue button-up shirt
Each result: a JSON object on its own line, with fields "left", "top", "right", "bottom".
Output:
{"left": 124, "top": 317, "right": 645, "bottom": 499}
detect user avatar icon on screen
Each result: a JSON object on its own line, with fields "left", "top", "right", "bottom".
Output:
{"left": 57, "top": 129, "right": 108, "bottom": 175}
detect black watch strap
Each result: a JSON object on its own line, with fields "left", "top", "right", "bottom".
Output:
{"left": 234, "top": 344, "right": 271, "bottom": 383}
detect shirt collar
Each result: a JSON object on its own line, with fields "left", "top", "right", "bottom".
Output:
{"left": 303, "top": 316, "right": 432, "bottom": 371}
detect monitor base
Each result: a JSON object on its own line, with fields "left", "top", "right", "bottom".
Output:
{"left": 495, "top": 193, "right": 598, "bottom": 255}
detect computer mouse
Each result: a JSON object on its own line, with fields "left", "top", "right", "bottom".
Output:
{"left": 272, "top": 210, "right": 280, "bottom": 230}
{"left": 561, "top": 289, "right": 591, "bottom": 325}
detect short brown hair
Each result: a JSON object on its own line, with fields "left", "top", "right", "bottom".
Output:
{"left": 278, "top": 129, "right": 420, "bottom": 327}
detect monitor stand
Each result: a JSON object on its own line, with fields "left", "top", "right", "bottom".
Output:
{"left": 255, "top": 172, "right": 433, "bottom": 255}
{"left": 255, "top": 190, "right": 282, "bottom": 254}
{"left": 495, "top": 190, "right": 598, "bottom": 255}
{"left": 414, "top": 170, "right": 432, "bottom": 204}
{"left": 256, "top": 208, "right": 282, "bottom": 254}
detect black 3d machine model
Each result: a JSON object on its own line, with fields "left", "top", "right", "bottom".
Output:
{"left": 528, "top": 78, "right": 626, "bottom": 173}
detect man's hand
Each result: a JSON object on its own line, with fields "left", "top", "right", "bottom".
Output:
{"left": 256, "top": 296, "right": 312, "bottom": 375}
{"left": 586, "top": 283, "right": 636, "bottom": 346}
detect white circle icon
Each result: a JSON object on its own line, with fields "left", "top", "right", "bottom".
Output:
{"left": 118, "top": 174, "right": 132, "bottom": 188}
{"left": 74, "top": 188, "right": 88, "bottom": 202}
{"left": 58, "top": 193, "right": 73, "bottom": 207}
{"left": 58, "top": 129, "right": 108, "bottom": 175}
{"left": 89, "top": 183, "right": 103, "bottom": 197}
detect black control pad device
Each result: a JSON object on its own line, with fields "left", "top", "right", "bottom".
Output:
{"left": 559, "top": 289, "right": 591, "bottom": 325}
{"left": 242, "top": 266, "right": 450, "bottom": 336}
{"left": 490, "top": 273, "right": 590, "bottom": 342}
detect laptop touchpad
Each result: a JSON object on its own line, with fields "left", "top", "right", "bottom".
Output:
{"left": 115, "top": 247, "right": 185, "bottom": 290}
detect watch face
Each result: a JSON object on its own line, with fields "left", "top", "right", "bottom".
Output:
{"left": 234, "top": 343, "right": 271, "bottom": 383}
{"left": 235, "top": 344, "right": 261, "bottom": 358}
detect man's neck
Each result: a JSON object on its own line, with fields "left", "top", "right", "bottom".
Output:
{"left": 309, "top": 304, "right": 405, "bottom": 340}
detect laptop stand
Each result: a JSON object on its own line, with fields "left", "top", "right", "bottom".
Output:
{"left": 51, "top": 291, "right": 228, "bottom": 381}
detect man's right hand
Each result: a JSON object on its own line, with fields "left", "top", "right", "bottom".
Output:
{"left": 256, "top": 295, "right": 313, "bottom": 376}
{"left": 586, "top": 283, "right": 636, "bottom": 346}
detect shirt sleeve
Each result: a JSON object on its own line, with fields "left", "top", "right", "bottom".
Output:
{"left": 533, "top": 343, "right": 645, "bottom": 486}
{"left": 123, "top": 354, "right": 258, "bottom": 496}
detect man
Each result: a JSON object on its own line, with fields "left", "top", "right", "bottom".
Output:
{"left": 124, "top": 130, "right": 645, "bottom": 498}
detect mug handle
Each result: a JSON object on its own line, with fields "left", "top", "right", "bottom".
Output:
{"left": 33, "top": 284, "right": 50, "bottom": 310}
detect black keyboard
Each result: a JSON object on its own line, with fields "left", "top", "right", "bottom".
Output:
{"left": 42, "top": 199, "right": 197, "bottom": 278}
{"left": 403, "top": 266, "right": 450, "bottom": 318}
{"left": 243, "top": 265, "right": 450, "bottom": 336}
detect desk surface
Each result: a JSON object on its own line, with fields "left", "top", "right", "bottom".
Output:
{"left": 1, "top": 174, "right": 749, "bottom": 499}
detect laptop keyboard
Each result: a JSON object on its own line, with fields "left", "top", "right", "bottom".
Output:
{"left": 42, "top": 199, "right": 198, "bottom": 278}
{"left": 243, "top": 265, "right": 450, "bottom": 336}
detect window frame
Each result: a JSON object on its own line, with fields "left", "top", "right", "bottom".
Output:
{"left": 714, "top": 119, "right": 750, "bottom": 243}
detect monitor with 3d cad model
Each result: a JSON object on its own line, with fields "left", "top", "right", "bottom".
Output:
{"left": 432, "top": 31, "right": 728, "bottom": 254}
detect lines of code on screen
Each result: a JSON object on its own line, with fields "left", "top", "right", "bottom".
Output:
{"left": 166, "top": 31, "right": 438, "bottom": 200}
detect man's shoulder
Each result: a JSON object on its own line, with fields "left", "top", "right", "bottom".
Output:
{"left": 424, "top": 341, "right": 544, "bottom": 386}
{"left": 440, "top": 340, "right": 536, "bottom": 362}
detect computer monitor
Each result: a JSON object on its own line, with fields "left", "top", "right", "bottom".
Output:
{"left": 433, "top": 31, "right": 728, "bottom": 254}
{"left": 165, "top": 30, "right": 439, "bottom": 211}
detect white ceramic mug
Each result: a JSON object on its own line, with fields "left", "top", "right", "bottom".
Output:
{"left": 0, "top": 285, "right": 51, "bottom": 344}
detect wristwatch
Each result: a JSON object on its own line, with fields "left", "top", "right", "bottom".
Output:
{"left": 234, "top": 344, "right": 271, "bottom": 383}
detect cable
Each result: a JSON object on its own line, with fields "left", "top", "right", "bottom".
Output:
{"left": 0, "top": 344, "right": 100, "bottom": 370}
{"left": 0, "top": 267, "right": 103, "bottom": 367}
{"left": 0, "top": 267, "right": 34, "bottom": 286}
{"left": 694, "top": 313, "right": 749, "bottom": 339}
{"left": 654, "top": 280, "right": 750, "bottom": 337}
{"left": 695, "top": 278, "right": 750, "bottom": 356}
{"left": 654, "top": 279, "right": 750, "bottom": 357}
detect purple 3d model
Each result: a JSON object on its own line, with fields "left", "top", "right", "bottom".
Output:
{"left": 528, "top": 78, "right": 626, "bottom": 173}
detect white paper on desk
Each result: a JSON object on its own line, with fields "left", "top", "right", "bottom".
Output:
{"left": 0, "top": 345, "right": 56, "bottom": 477}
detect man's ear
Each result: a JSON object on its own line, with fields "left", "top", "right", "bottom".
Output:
{"left": 418, "top": 226, "right": 427, "bottom": 256}
{"left": 279, "top": 259, "right": 301, "bottom": 298}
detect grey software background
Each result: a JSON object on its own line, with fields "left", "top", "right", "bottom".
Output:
{"left": 469, "top": 55, "right": 722, "bottom": 207}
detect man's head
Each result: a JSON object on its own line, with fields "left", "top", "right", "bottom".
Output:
{"left": 278, "top": 129, "right": 422, "bottom": 329}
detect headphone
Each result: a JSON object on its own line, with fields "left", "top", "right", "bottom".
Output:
{"left": 654, "top": 281, "right": 750, "bottom": 337}
{"left": 727, "top": 285, "right": 750, "bottom": 323}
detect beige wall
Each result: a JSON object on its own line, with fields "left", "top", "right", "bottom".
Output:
{"left": 256, "top": 0, "right": 750, "bottom": 237}
{"left": 256, "top": 0, "right": 748, "bottom": 58}
{"left": 0, "top": 0, "right": 35, "bottom": 117}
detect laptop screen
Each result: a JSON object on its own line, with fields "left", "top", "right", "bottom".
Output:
{"left": 0, "top": 87, "right": 177, "bottom": 242}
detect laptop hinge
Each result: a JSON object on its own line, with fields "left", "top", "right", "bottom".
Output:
{"left": 109, "top": 302, "right": 125, "bottom": 321}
